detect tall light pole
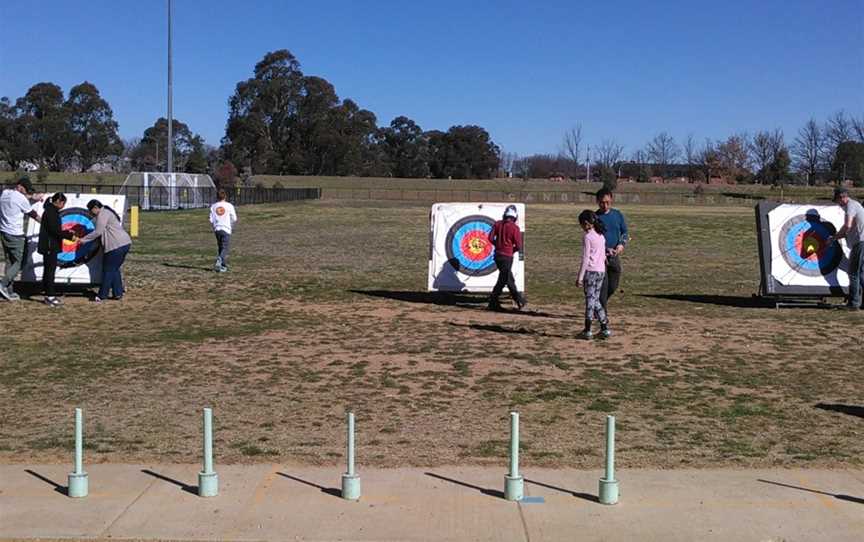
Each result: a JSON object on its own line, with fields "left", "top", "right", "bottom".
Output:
{"left": 167, "top": 0, "right": 173, "bottom": 174}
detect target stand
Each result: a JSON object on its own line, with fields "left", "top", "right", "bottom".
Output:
{"left": 21, "top": 194, "right": 127, "bottom": 286}
{"left": 428, "top": 203, "right": 525, "bottom": 293}
{"left": 755, "top": 202, "right": 849, "bottom": 308}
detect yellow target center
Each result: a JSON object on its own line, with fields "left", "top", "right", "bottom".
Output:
{"left": 468, "top": 238, "right": 485, "bottom": 255}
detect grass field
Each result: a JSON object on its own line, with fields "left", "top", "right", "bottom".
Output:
{"left": 0, "top": 200, "right": 861, "bottom": 469}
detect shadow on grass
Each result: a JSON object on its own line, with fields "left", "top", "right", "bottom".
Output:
{"left": 757, "top": 479, "right": 864, "bottom": 505}
{"left": 639, "top": 294, "right": 776, "bottom": 309}
{"left": 161, "top": 262, "right": 214, "bottom": 272}
{"left": 141, "top": 469, "right": 198, "bottom": 496}
{"left": 424, "top": 472, "right": 505, "bottom": 499}
{"left": 352, "top": 290, "right": 571, "bottom": 319}
{"left": 24, "top": 469, "right": 68, "bottom": 496}
{"left": 526, "top": 478, "right": 598, "bottom": 503}
{"left": 815, "top": 403, "right": 864, "bottom": 419}
{"left": 449, "top": 322, "right": 570, "bottom": 339}
{"left": 277, "top": 472, "right": 342, "bottom": 498}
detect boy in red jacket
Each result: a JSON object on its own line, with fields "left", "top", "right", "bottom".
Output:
{"left": 488, "top": 205, "right": 526, "bottom": 311}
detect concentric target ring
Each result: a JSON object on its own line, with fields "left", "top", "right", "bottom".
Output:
{"left": 445, "top": 215, "right": 497, "bottom": 276}
{"left": 778, "top": 214, "right": 841, "bottom": 277}
{"left": 58, "top": 207, "right": 101, "bottom": 268}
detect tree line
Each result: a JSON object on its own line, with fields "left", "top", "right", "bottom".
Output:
{"left": 0, "top": 49, "right": 500, "bottom": 182}
{"left": 510, "top": 113, "right": 864, "bottom": 187}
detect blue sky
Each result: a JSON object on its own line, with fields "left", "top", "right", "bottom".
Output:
{"left": 1, "top": 0, "right": 862, "bottom": 157}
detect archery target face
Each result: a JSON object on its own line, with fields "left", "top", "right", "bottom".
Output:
{"left": 22, "top": 194, "right": 127, "bottom": 284}
{"left": 428, "top": 203, "right": 525, "bottom": 292}
{"left": 58, "top": 207, "right": 101, "bottom": 268}
{"left": 445, "top": 215, "right": 497, "bottom": 276}
{"left": 768, "top": 204, "right": 849, "bottom": 287}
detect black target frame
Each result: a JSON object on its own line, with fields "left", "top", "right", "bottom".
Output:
{"left": 756, "top": 201, "right": 847, "bottom": 298}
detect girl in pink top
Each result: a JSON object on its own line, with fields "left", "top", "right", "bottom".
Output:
{"left": 576, "top": 210, "right": 611, "bottom": 339}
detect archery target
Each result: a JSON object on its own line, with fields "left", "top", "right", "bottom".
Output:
{"left": 765, "top": 204, "right": 849, "bottom": 289}
{"left": 445, "top": 215, "right": 497, "bottom": 276}
{"left": 22, "top": 193, "right": 127, "bottom": 284}
{"left": 428, "top": 202, "right": 525, "bottom": 293}
{"left": 57, "top": 208, "right": 101, "bottom": 268}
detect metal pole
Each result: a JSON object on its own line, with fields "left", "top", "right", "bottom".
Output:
{"left": 198, "top": 407, "right": 218, "bottom": 497}
{"left": 341, "top": 411, "right": 361, "bottom": 500}
{"left": 67, "top": 408, "right": 88, "bottom": 497}
{"left": 347, "top": 411, "right": 355, "bottom": 476}
{"left": 598, "top": 415, "right": 619, "bottom": 504}
{"left": 504, "top": 411, "right": 524, "bottom": 501}
{"left": 166, "top": 0, "right": 173, "bottom": 174}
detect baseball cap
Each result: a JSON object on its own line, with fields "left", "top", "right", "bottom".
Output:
{"left": 16, "top": 176, "right": 34, "bottom": 194}
{"left": 833, "top": 186, "right": 849, "bottom": 202}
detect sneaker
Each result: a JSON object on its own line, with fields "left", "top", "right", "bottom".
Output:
{"left": 43, "top": 297, "right": 61, "bottom": 307}
{"left": 578, "top": 330, "right": 593, "bottom": 340}
{"left": 515, "top": 295, "right": 527, "bottom": 311}
{"left": 600, "top": 328, "right": 612, "bottom": 339}
{"left": 214, "top": 263, "right": 223, "bottom": 272}
{"left": 218, "top": 266, "right": 228, "bottom": 273}
{"left": 8, "top": 292, "right": 20, "bottom": 301}
{"left": 91, "top": 296, "right": 103, "bottom": 304}
{"left": 0, "top": 284, "right": 11, "bottom": 301}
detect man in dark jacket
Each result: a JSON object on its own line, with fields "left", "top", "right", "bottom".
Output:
{"left": 37, "top": 193, "right": 74, "bottom": 307}
{"left": 488, "top": 204, "right": 526, "bottom": 311}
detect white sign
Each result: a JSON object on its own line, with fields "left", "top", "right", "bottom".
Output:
{"left": 428, "top": 202, "right": 526, "bottom": 293}
{"left": 21, "top": 194, "right": 127, "bottom": 284}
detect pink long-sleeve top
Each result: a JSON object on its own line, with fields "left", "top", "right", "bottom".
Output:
{"left": 578, "top": 228, "right": 606, "bottom": 282}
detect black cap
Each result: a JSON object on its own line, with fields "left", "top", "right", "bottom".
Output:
{"left": 16, "top": 176, "right": 34, "bottom": 194}
{"left": 833, "top": 186, "right": 849, "bottom": 202}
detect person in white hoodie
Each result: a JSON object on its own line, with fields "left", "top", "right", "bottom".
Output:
{"left": 209, "top": 189, "right": 237, "bottom": 273}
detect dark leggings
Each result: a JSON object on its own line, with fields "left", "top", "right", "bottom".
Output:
{"left": 42, "top": 251, "right": 58, "bottom": 297}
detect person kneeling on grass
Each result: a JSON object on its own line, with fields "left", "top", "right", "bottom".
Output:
{"left": 576, "top": 210, "right": 611, "bottom": 339}
{"left": 209, "top": 189, "right": 237, "bottom": 273}
{"left": 37, "top": 193, "right": 75, "bottom": 307}
{"left": 77, "top": 200, "right": 132, "bottom": 303}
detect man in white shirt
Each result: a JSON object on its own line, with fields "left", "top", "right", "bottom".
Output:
{"left": 831, "top": 187, "right": 864, "bottom": 310}
{"left": 0, "top": 177, "right": 42, "bottom": 301}
{"left": 209, "top": 189, "right": 237, "bottom": 273}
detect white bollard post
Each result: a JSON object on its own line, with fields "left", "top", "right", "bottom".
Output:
{"left": 341, "top": 411, "right": 361, "bottom": 500}
{"left": 67, "top": 408, "right": 88, "bottom": 498}
{"left": 198, "top": 407, "right": 218, "bottom": 497}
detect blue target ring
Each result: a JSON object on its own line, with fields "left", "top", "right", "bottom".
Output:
{"left": 445, "top": 215, "right": 497, "bottom": 276}
{"left": 58, "top": 208, "right": 101, "bottom": 268}
{"left": 778, "top": 214, "right": 841, "bottom": 277}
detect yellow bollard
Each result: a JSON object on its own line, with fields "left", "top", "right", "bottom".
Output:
{"left": 130, "top": 205, "right": 139, "bottom": 237}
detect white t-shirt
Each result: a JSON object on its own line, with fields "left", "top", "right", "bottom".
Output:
{"left": 209, "top": 200, "right": 237, "bottom": 234}
{"left": 845, "top": 198, "right": 864, "bottom": 246}
{"left": 0, "top": 189, "right": 34, "bottom": 236}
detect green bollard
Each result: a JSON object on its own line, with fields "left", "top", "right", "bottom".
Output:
{"left": 198, "top": 408, "right": 218, "bottom": 497}
{"left": 341, "top": 411, "right": 361, "bottom": 500}
{"left": 67, "top": 408, "right": 88, "bottom": 498}
{"left": 598, "top": 415, "right": 619, "bottom": 504}
{"left": 504, "top": 411, "right": 524, "bottom": 501}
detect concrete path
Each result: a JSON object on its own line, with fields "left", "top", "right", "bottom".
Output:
{"left": 2, "top": 465, "right": 863, "bottom": 541}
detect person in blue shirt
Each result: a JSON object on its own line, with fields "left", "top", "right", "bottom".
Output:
{"left": 595, "top": 188, "right": 629, "bottom": 310}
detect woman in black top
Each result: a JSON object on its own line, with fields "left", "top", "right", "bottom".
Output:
{"left": 37, "top": 193, "right": 74, "bottom": 307}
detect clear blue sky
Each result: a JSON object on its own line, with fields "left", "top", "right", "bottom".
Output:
{"left": 1, "top": 0, "right": 862, "bottom": 157}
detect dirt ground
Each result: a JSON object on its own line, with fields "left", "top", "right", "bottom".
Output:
{"left": 0, "top": 201, "right": 861, "bottom": 469}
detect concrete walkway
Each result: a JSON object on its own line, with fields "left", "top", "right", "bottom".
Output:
{"left": 2, "top": 465, "right": 863, "bottom": 541}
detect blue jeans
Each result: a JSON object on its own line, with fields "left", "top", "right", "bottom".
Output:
{"left": 99, "top": 244, "right": 130, "bottom": 299}
{"left": 215, "top": 231, "right": 231, "bottom": 268}
{"left": 849, "top": 241, "right": 864, "bottom": 308}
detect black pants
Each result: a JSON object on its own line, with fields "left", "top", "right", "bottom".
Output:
{"left": 42, "top": 251, "right": 58, "bottom": 297}
{"left": 490, "top": 255, "right": 521, "bottom": 303}
{"left": 600, "top": 254, "right": 621, "bottom": 310}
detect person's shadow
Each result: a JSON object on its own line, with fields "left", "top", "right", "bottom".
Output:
{"left": 432, "top": 258, "right": 467, "bottom": 291}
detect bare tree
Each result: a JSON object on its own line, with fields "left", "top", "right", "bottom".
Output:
{"left": 696, "top": 139, "right": 721, "bottom": 183}
{"left": 682, "top": 133, "right": 697, "bottom": 182}
{"left": 561, "top": 124, "right": 583, "bottom": 178}
{"left": 852, "top": 114, "right": 864, "bottom": 142}
{"left": 791, "top": 119, "right": 826, "bottom": 185}
{"left": 499, "top": 149, "right": 517, "bottom": 177}
{"left": 825, "top": 110, "right": 854, "bottom": 150}
{"left": 646, "top": 131, "right": 680, "bottom": 179}
{"left": 594, "top": 139, "right": 624, "bottom": 169}
{"left": 749, "top": 129, "right": 784, "bottom": 183}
